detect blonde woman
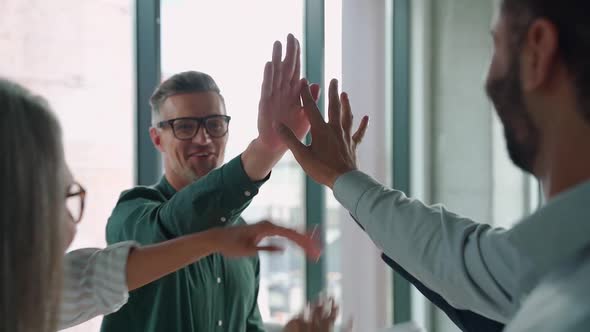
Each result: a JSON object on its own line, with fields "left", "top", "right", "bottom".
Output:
{"left": 0, "top": 79, "right": 334, "bottom": 331}
{"left": 0, "top": 79, "right": 65, "bottom": 332}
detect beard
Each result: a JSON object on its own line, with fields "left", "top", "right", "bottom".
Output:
{"left": 170, "top": 156, "right": 217, "bottom": 184}
{"left": 485, "top": 55, "right": 540, "bottom": 174}
{"left": 190, "top": 159, "right": 218, "bottom": 179}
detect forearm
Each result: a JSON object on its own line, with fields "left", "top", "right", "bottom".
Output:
{"left": 334, "top": 171, "right": 519, "bottom": 322}
{"left": 149, "top": 155, "right": 266, "bottom": 237}
{"left": 241, "top": 138, "right": 284, "bottom": 181}
{"left": 125, "top": 228, "right": 223, "bottom": 291}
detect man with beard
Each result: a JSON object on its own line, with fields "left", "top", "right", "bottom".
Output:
{"left": 276, "top": 0, "right": 590, "bottom": 331}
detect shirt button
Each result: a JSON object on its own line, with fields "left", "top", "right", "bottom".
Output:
{"left": 218, "top": 320, "right": 223, "bottom": 327}
{"left": 244, "top": 190, "right": 251, "bottom": 197}
{"left": 217, "top": 277, "right": 221, "bottom": 284}
{"left": 220, "top": 217, "right": 227, "bottom": 223}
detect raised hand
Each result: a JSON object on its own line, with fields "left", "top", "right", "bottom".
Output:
{"left": 257, "top": 34, "right": 320, "bottom": 153}
{"left": 276, "top": 79, "right": 369, "bottom": 188}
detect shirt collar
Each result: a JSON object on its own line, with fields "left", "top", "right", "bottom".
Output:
{"left": 155, "top": 176, "right": 177, "bottom": 200}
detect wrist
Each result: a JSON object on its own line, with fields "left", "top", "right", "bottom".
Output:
{"left": 241, "top": 138, "right": 284, "bottom": 181}
{"left": 251, "top": 136, "right": 287, "bottom": 156}
{"left": 327, "top": 167, "right": 357, "bottom": 189}
{"left": 200, "top": 228, "right": 225, "bottom": 254}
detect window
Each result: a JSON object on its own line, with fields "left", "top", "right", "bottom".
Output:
{"left": 160, "top": 0, "right": 306, "bottom": 325}
{"left": 0, "top": 1, "right": 135, "bottom": 331}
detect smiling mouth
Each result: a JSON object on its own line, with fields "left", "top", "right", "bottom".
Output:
{"left": 189, "top": 152, "right": 214, "bottom": 158}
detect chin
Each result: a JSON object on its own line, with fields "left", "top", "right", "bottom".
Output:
{"left": 192, "top": 166, "right": 217, "bottom": 178}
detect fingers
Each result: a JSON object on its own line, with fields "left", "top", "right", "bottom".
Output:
{"left": 275, "top": 122, "right": 325, "bottom": 192}
{"left": 261, "top": 61, "right": 273, "bottom": 99}
{"left": 290, "top": 38, "right": 302, "bottom": 90}
{"left": 255, "top": 245, "right": 285, "bottom": 253}
{"left": 282, "top": 34, "right": 297, "bottom": 88}
{"left": 275, "top": 122, "right": 308, "bottom": 158}
{"left": 272, "top": 41, "right": 283, "bottom": 92}
{"left": 328, "top": 298, "right": 339, "bottom": 321}
{"left": 352, "top": 115, "right": 369, "bottom": 147}
{"left": 257, "top": 220, "right": 322, "bottom": 260}
{"left": 341, "top": 92, "right": 353, "bottom": 139}
{"left": 279, "top": 229, "right": 321, "bottom": 260}
{"left": 327, "top": 79, "right": 342, "bottom": 131}
{"left": 311, "top": 300, "right": 324, "bottom": 322}
{"left": 300, "top": 80, "right": 326, "bottom": 129}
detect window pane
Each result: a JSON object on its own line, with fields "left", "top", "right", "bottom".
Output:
{"left": 160, "top": 0, "right": 305, "bottom": 325}
{"left": 1, "top": 1, "right": 135, "bottom": 331}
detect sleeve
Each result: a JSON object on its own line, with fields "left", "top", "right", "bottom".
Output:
{"left": 348, "top": 211, "right": 504, "bottom": 332}
{"left": 333, "top": 171, "right": 522, "bottom": 322}
{"left": 246, "top": 259, "right": 266, "bottom": 332}
{"left": 58, "top": 241, "right": 138, "bottom": 330}
{"left": 381, "top": 254, "right": 505, "bottom": 332}
{"left": 106, "top": 155, "right": 268, "bottom": 245}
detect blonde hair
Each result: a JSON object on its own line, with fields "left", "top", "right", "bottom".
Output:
{"left": 0, "top": 79, "right": 65, "bottom": 332}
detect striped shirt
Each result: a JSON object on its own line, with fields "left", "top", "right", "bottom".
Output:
{"left": 58, "top": 241, "right": 137, "bottom": 330}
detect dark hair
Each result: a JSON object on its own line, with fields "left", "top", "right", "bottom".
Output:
{"left": 501, "top": 0, "right": 590, "bottom": 120}
{"left": 150, "top": 71, "right": 225, "bottom": 123}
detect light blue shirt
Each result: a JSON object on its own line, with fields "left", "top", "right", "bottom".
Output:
{"left": 334, "top": 170, "right": 590, "bottom": 324}
{"left": 505, "top": 246, "right": 590, "bottom": 332}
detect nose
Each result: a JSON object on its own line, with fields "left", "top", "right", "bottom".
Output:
{"left": 192, "top": 125, "right": 211, "bottom": 144}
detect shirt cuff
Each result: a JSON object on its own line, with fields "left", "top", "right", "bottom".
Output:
{"left": 333, "top": 170, "right": 382, "bottom": 227}
{"left": 90, "top": 241, "right": 138, "bottom": 312}
{"left": 221, "top": 154, "right": 270, "bottom": 201}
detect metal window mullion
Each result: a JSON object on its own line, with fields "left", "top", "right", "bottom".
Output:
{"left": 392, "top": 0, "right": 412, "bottom": 324}
{"left": 304, "top": 0, "right": 326, "bottom": 303}
{"left": 135, "top": 0, "right": 162, "bottom": 185}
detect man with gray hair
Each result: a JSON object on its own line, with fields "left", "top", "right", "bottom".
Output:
{"left": 101, "top": 35, "right": 328, "bottom": 332}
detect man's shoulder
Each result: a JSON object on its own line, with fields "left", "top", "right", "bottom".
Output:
{"left": 107, "top": 186, "right": 167, "bottom": 225}
{"left": 117, "top": 185, "right": 167, "bottom": 205}
{"left": 506, "top": 249, "right": 590, "bottom": 332}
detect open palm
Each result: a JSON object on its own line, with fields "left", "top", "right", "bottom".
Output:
{"left": 258, "top": 34, "right": 320, "bottom": 153}
{"left": 217, "top": 220, "right": 321, "bottom": 261}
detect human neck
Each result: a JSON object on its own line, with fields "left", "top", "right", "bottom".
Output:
{"left": 537, "top": 114, "right": 590, "bottom": 199}
{"left": 164, "top": 171, "right": 195, "bottom": 192}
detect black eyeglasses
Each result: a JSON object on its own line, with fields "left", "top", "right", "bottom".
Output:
{"left": 66, "top": 182, "right": 86, "bottom": 224}
{"left": 156, "top": 115, "right": 231, "bottom": 140}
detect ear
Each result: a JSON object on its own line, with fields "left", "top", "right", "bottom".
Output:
{"left": 149, "top": 127, "right": 165, "bottom": 152}
{"left": 521, "top": 18, "right": 559, "bottom": 92}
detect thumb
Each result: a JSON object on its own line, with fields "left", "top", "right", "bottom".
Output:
{"left": 274, "top": 122, "right": 308, "bottom": 158}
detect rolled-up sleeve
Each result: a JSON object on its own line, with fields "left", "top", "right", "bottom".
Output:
{"left": 334, "top": 171, "right": 522, "bottom": 322}
{"left": 58, "top": 241, "right": 138, "bottom": 330}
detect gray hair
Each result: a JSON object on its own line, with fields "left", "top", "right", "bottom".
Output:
{"left": 0, "top": 78, "right": 65, "bottom": 332}
{"left": 150, "top": 71, "right": 225, "bottom": 124}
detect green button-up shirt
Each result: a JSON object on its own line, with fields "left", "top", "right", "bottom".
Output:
{"left": 101, "top": 156, "right": 267, "bottom": 332}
